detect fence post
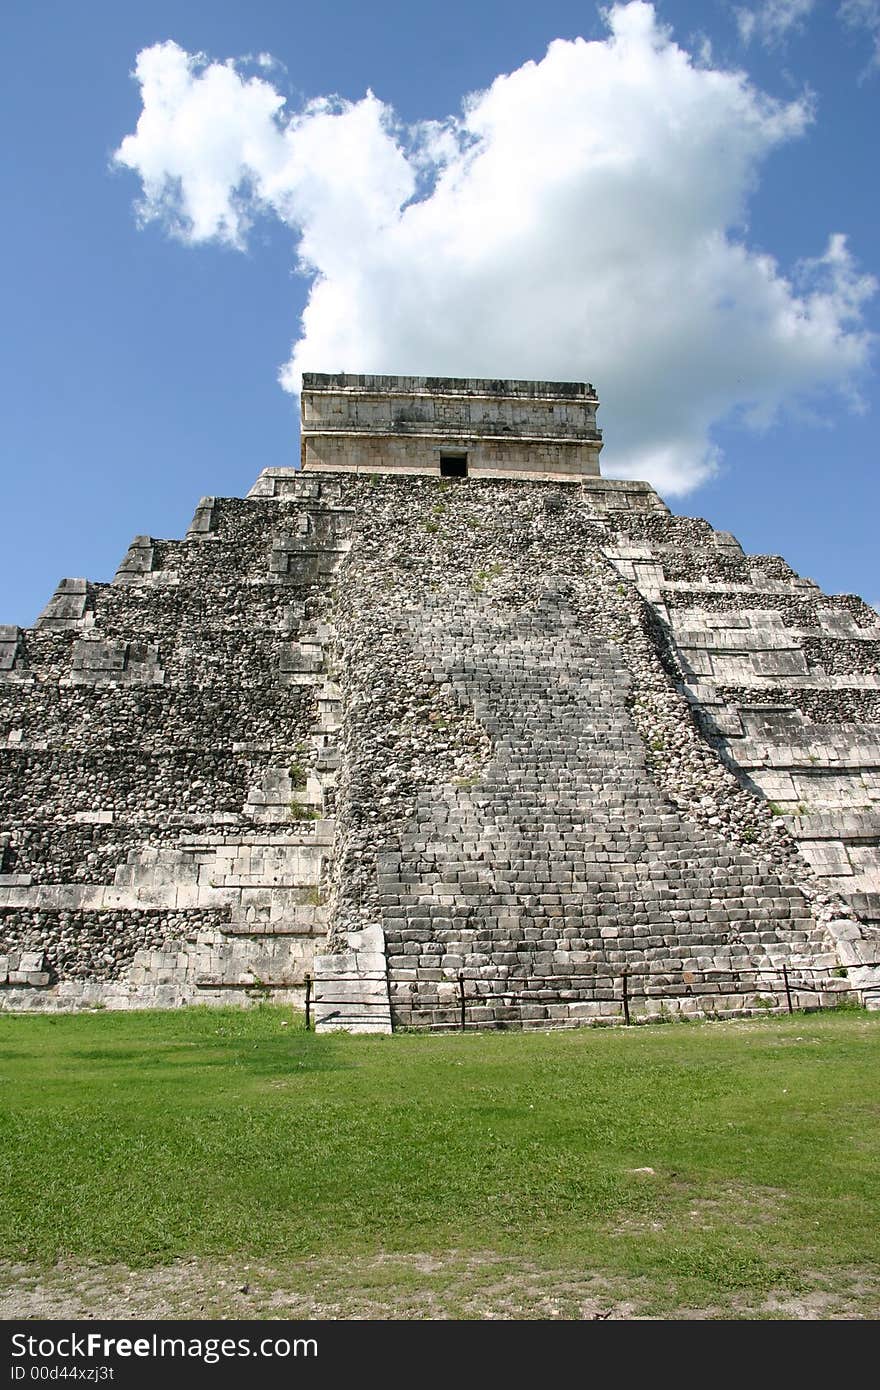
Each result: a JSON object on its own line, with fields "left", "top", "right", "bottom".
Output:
{"left": 305, "top": 973, "right": 312, "bottom": 1031}
{"left": 458, "top": 973, "right": 466, "bottom": 1033}
{"left": 622, "top": 968, "right": 631, "bottom": 1026}
{"left": 782, "top": 964, "right": 794, "bottom": 1016}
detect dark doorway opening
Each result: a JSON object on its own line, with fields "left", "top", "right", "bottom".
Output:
{"left": 440, "top": 454, "right": 468, "bottom": 478}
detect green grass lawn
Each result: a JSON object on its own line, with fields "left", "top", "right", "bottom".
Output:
{"left": 1, "top": 1006, "right": 878, "bottom": 1318}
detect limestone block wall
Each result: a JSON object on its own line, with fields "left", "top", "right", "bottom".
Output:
{"left": 300, "top": 373, "right": 603, "bottom": 479}
{"left": 301, "top": 433, "right": 601, "bottom": 481}
{"left": 2, "top": 463, "right": 878, "bottom": 1022}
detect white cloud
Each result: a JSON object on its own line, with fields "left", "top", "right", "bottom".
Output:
{"left": 114, "top": 2, "right": 875, "bottom": 495}
{"left": 735, "top": 0, "right": 816, "bottom": 48}
{"left": 839, "top": 0, "right": 880, "bottom": 74}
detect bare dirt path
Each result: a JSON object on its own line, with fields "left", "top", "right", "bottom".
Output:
{"left": 2, "top": 1253, "right": 877, "bottom": 1321}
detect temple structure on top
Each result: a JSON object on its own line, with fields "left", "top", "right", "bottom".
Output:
{"left": 299, "top": 372, "right": 603, "bottom": 481}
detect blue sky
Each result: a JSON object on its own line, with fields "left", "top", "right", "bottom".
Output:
{"left": 1, "top": 0, "right": 878, "bottom": 626}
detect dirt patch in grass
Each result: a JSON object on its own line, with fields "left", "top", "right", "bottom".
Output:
{"left": 2, "top": 1253, "right": 878, "bottom": 1321}
{"left": 606, "top": 1181, "right": 791, "bottom": 1237}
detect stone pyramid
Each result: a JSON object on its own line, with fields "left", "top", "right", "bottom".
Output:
{"left": 1, "top": 374, "right": 877, "bottom": 1027}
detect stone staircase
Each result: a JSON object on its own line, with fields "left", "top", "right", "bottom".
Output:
{"left": 379, "top": 589, "right": 835, "bottom": 1029}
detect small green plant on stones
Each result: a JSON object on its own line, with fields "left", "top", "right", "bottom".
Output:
{"left": 472, "top": 561, "right": 502, "bottom": 593}
{"left": 645, "top": 1005, "right": 674, "bottom": 1026}
{"left": 289, "top": 762, "right": 308, "bottom": 789}
{"left": 832, "top": 995, "right": 864, "bottom": 1012}
{"left": 289, "top": 799, "right": 320, "bottom": 821}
